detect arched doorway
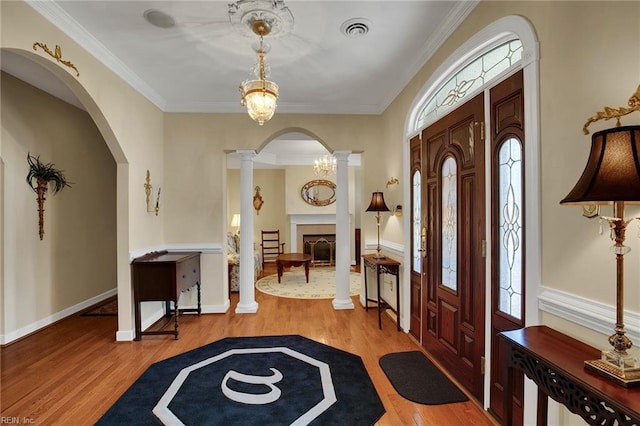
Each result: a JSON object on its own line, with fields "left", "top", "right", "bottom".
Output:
{"left": 225, "top": 129, "right": 362, "bottom": 312}
{"left": 0, "top": 48, "right": 130, "bottom": 344}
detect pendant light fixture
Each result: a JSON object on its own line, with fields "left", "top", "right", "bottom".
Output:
{"left": 229, "top": 0, "right": 294, "bottom": 126}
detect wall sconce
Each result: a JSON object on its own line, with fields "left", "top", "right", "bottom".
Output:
{"left": 560, "top": 85, "right": 640, "bottom": 387}
{"left": 386, "top": 177, "right": 399, "bottom": 188}
{"left": 393, "top": 205, "right": 403, "bottom": 216}
{"left": 144, "top": 170, "right": 160, "bottom": 216}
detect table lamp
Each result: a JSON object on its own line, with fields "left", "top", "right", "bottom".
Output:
{"left": 560, "top": 85, "right": 640, "bottom": 387}
{"left": 231, "top": 214, "right": 241, "bottom": 235}
{"left": 366, "top": 191, "right": 390, "bottom": 259}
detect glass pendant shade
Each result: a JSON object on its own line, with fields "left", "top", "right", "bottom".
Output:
{"left": 240, "top": 79, "right": 278, "bottom": 126}
{"left": 561, "top": 126, "right": 640, "bottom": 205}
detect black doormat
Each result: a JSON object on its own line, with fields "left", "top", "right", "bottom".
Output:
{"left": 96, "top": 335, "right": 385, "bottom": 425}
{"left": 379, "top": 351, "right": 469, "bottom": 405}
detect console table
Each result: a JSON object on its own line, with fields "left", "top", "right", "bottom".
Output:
{"left": 362, "top": 254, "right": 400, "bottom": 331}
{"left": 132, "top": 251, "right": 201, "bottom": 341}
{"left": 500, "top": 326, "right": 640, "bottom": 425}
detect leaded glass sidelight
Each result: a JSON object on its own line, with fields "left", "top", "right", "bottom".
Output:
{"left": 412, "top": 171, "right": 422, "bottom": 273}
{"left": 498, "top": 138, "right": 523, "bottom": 319}
{"left": 441, "top": 157, "right": 457, "bottom": 291}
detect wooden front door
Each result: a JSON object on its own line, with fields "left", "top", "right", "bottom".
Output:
{"left": 421, "top": 93, "right": 486, "bottom": 401}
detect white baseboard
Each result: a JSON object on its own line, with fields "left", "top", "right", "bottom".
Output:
{"left": 538, "top": 286, "right": 640, "bottom": 342}
{"left": 1, "top": 288, "right": 117, "bottom": 345}
{"left": 116, "top": 330, "right": 135, "bottom": 341}
{"left": 114, "top": 302, "right": 231, "bottom": 342}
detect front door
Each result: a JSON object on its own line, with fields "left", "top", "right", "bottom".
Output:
{"left": 421, "top": 93, "right": 486, "bottom": 401}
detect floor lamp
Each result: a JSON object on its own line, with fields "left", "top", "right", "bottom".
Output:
{"left": 366, "top": 192, "right": 390, "bottom": 259}
{"left": 560, "top": 87, "right": 640, "bottom": 387}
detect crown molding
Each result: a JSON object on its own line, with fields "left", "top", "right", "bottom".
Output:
{"left": 26, "top": 0, "right": 167, "bottom": 110}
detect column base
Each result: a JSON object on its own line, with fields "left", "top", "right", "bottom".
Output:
{"left": 235, "top": 301, "right": 259, "bottom": 314}
{"left": 332, "top": 298, "right": 354, "bottom": 310}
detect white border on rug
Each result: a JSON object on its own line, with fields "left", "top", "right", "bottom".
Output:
{"left": 256, "top": 267, "right": 361, "bottom": 299}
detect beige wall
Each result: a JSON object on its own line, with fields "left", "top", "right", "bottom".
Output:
{"left": 383, "top": 0, "right": 639, "bottom": 325}
{"left": 227, "top": 165, "right": 358, "bottom": 261}
{"left": 1, "top": 71, "right": 116, "bottom": 335}
{"left": 2, "top": 0, "right": 164, "bottom": 339}
{"left": 227, "top": 168, "right": 288, "bottom": 245}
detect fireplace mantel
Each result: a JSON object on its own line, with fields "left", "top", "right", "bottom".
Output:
{"left": 289, "top": 214, "right": 337, "bottom": 252}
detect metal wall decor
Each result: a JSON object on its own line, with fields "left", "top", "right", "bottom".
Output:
{"left": 253, "top": 186, "right": 264, "bottom": 214}
{"left": 143, "top": 170, "right": 160, "bottom": 216}
{"left": 33, "top": 42, "right": 80, "bottom": 77}
{"left": 300, "top": 179, "right": 336, "bottom": 206}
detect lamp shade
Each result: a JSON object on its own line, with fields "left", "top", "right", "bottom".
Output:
{"left": 230, "top": 214, "right": 241, "bottom": 228}
{"left": 366, "top": 192, "right": 390, "bottom": 212}
{"left": 561, "top": 126, "right": 640, "bottom": 205}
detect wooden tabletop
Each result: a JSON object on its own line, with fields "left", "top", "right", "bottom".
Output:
{"left": 276, "top": 253, "right": 311, "bottom": 262}
{"left": 501, "top": 326, "right": 640, "bottom": 418}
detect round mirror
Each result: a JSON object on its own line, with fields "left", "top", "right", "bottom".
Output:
{"left": 301, "top": 179, "right": 336, "bottom": 206}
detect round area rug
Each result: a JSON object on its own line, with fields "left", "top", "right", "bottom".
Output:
{"left": 256, "top": 267, "right": 361, "bottom": 299}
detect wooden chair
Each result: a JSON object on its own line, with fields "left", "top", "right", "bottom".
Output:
{"left": 261, "top": 230, "right": 285, "bottom": 268}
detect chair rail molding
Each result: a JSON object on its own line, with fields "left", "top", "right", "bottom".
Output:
{"left": 538, "top": 286, "right": 640, "bottom": 343}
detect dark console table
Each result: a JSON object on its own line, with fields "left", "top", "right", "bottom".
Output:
{"left": 500, "top": 326, "right": 640, "bottom": 425}
{"left": 132, "top": 251, "right": 201, "bottom": 341}
{"left": 362, "top": 254, "right": 401, "bottom": 331}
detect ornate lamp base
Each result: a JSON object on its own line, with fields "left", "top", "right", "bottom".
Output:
{"left": 585, "top": 350, "right": 640, "bottom": 387}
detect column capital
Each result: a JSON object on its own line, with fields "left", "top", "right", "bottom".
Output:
{"left": 237, "top": 150, "right": 257, "bottom": 160}
{"left": 333, "top": 150, "right": 352, "bottom": 160}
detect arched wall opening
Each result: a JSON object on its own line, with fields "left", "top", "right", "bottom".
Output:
{"left": 0, "top": 48, "right": 130, "bottom": 344}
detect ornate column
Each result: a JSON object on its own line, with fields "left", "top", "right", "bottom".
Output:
{"left": 236, "top": 150, "right": 258, "bottom": 313}
{"left": 333, "top": 150, "right": 354, "bottom": 310}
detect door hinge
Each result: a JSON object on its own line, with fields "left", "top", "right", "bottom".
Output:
{"left": 481, "top": 240, "right": 487, "bottom": 258}
{"left": 474, "top": 121, "right": 485, "bottom": 141}
{"left": 481, "top": 356, "right": 486, "bottom": 375}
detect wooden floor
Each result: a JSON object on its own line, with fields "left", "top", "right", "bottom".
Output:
{"left": 1, "top": 265, "right": 498, "bottom": 425}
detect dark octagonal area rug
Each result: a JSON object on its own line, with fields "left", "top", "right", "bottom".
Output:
{"left": 96, "top": 335, "right": 385, "bottom": 425}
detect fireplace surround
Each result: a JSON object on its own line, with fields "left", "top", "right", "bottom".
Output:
{"left": 303, "top": 234, "right": 336, "bottom": 265}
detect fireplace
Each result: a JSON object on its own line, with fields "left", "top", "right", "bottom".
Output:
{"left": 303, "top": 234, "right": 336, "bottom": 265}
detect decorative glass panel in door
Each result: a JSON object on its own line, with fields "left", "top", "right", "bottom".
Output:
{"left": 441, "top": 156, "right": 457, "bottom": 291}
{"left": 412, "top": 171, "right": 422, "bottom": 273}
{"left": 498, "top": 137, "right": 523, "bottom": 319}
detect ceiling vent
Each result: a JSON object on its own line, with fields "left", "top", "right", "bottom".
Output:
{"left": 341, "top": 18, "right": 372, "bottom": 38}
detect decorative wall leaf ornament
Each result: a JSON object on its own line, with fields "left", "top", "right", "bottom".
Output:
{"left": 26, "top": 153, "right": 72, "bottom": 240}
{"left": 32, "top": 42, "right": 80, "bottom": 77}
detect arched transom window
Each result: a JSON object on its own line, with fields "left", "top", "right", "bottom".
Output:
{"left": 415, "top": 39, "right": 523, "bottom": 131}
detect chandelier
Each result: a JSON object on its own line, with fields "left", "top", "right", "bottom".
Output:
{"left": 230, "top": 0, "right": 294, "bottom": 126}
{"left": 313, "top": 155, "right": 337, "bottom": 177}
{"left": 239, "top": 28, "right": 278, "bottom": 126}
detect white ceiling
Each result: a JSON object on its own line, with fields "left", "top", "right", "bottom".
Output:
{"left": 3, "top": 0, "right": 477, "bottom": 164}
